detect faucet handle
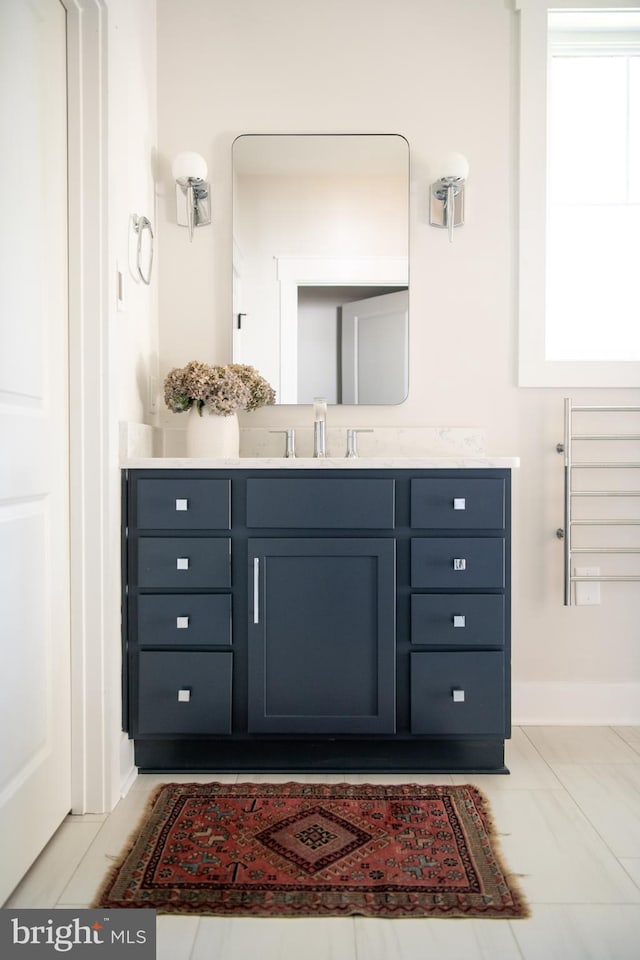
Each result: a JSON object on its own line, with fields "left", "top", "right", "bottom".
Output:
{"left": 346, "top": 428, "right": 373, "bottom": 458}
{"left": 270, "top": 429, "right": 296, "bottom": 458}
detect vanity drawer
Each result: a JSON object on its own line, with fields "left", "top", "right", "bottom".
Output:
{"left": 136, "top": 537, "right": 231, "bottom": 589}
{"left": 136, "top": 594, "right": 231, "bottom": 647}
{"left": 411, "top": 595, "right": 504, "bottom": 647}
{"left": 136, "top": 651, "right": 232, "bottom": 735}
{"left": 410, "top": 652, "right": 505, "bottom": 736}
{"left": 411, "top": 478, "right": 505, "bottom": 530}
{"left": 411, "top": 538, "right": 504, "bottom": 589}
{"left": 246, "top": 478, "right": 395, "bottom": 528}
{"left": 132, "top": 478, "right": 230, "bottom": 530}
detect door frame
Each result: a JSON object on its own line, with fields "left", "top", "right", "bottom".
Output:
{"left": 65, "top": 0, "right": 121, "bottom": 814}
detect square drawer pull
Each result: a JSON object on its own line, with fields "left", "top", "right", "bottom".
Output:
{"left": 176, "top": 616, "right": 190, "bottom": 629}
{"left": 453, "top": 497, "right": 466, "bottom": 510}
{"left": 177, "top": 688, "right": 191, "bottom": 703}
{"left": 175, "top": 498, "right": 189, "bottom": 511}
{"left": 176, "top": 557, "right": 190, "bottom": 570}
{"left": 453, "top": 558, "right": 466, "bottom": 571}
{"left": 452, "top": 688, "right": 465, "bottom": 703}
{"left": 453, "top": 615, "right": 466, "bottom": 628}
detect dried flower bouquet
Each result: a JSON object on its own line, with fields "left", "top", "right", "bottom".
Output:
{"left": 164, "top": 361, "right": 275, "bottom": 416}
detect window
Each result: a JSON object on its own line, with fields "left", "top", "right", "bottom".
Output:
{"left": 517, "top": 1, "right": 640, "bottom": 386}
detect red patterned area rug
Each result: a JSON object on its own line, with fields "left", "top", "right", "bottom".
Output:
{"left": 93, "top": 782, "right": 528, "bottom": 919}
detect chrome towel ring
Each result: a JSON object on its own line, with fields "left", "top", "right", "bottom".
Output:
{"left": 132, "top": 214, "right": 154, "bottom": 285}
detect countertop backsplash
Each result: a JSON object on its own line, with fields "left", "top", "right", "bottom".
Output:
{"left": 119, "top": 422, "right": 162, "bottom": 460}
{"left": 150, "top": 424, "right": 487, "bottom": 461}
{"left": 240, "top": 426, "right": 487, "bottom": 459}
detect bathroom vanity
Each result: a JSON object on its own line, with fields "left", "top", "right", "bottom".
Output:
{"left": 122, "top": 458, "right": 516, "bottom": 772}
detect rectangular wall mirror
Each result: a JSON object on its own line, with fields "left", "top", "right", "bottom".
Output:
{"left": 232, "top": 134, "right": 409, "bottom": 405}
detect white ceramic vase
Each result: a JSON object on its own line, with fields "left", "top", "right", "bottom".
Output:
{"left": 186, "top": 407, "right": 240, "bottom": 458}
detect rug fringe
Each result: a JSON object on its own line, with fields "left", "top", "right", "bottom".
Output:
{"left": 467, "top": 787, "right": 531, "bottom": 920}
{"left": 90, "top": 782, "right": 171, "bottom": 909}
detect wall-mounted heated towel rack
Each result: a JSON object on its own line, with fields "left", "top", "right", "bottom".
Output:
{"left": 557, "top": 398, "right": 640, "bottom": 605}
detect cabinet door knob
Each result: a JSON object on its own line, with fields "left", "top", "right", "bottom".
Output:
{"left": 176, "top": 557, "right": 190, "bottom": 570}
{"left": 453, "top": 558, "right": 466, "bottom": 571}
{"left": 175, "top": 498, "right": 189, "bottom": 511}
{"left": 177, "top": 688, "right": 191, "bottom": 703}
{"left": 176, "top": 616, "right": 190, "bottom": 629}
{"left": 452, "top": 688, "right": 465, "bottom": 703}
{"left": 453, "top": 615, "right": 466, "bottom": 628}
{"left": 453, "top": 497, "right": 466, "bottom": 510}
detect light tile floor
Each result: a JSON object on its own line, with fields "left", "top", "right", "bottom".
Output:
{"left": 4, "top": 726, "right": 640, "bottom": 960}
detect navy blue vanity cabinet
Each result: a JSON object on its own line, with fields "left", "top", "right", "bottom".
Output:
{"left": 123, "top": 467, "right": 512, "bottom": 773}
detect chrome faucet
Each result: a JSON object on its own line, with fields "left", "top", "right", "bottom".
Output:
{"left": 270, "top": 429, "right": 296, "bottom": 458}
{"left": 346, "top": 428, "right": 373, "bottom": 458}
{"left": 313, "top": 397, "right": 327, "bottom": 457}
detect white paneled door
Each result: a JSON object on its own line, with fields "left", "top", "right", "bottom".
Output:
{"left": 0, "top": 0, "right": 71, "bottom": 903}
{"left": 341, "top": 290, "right": 409, "bottom": 404}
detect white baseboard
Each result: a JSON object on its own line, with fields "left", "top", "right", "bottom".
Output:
{"left": 513, "top": 682, "right": 640, "bottom": 725}
{"left": 120, "top": 763, "right": 138, "bottom": 799}
{"left": 119, "top": 732, "right": 137, "bottom": 799}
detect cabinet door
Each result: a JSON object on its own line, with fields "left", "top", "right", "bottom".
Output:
{"left": 248, "top": 539, "right": 395, "bottom": 734}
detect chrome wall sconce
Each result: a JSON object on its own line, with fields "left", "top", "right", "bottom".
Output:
{"left": 172, "top": 151, "right": 211, "bottom": 242}
{"left": 429, "top": 152, "right": 469, "bottom": 243}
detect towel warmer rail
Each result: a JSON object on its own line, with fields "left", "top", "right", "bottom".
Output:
{"left": 557, "top": 398, "right": 640, "bottom": 605}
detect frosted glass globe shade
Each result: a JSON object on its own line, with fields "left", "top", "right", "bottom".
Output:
{"left": 432, "top": 152, "right": 469, "bottom": 182}
{"left": 172, "top": 152, "right": 208, "bottom": 182}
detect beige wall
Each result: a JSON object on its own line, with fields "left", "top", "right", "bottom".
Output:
{"left": 155, "top": 0, "right": 640, "bottom": 721}
{"left": 110, "top": 0, "right": 159, "bottom": 425}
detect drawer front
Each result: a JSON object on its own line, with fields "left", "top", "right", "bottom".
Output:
{"left": 137, "top": 594, "right": 231, "bottom": 647}
{"left": 411, "top": 538, "right": 504, "bottom": 589}
{"left": 136, "top": 537, "right": 231, "bottom": 589}
{"left": 133, "top": 478, "right": 230, "bottom": 530}
{"left": 411, "top": 478, "right": 505, "bottom": 530}
{"left": 136, "top": 651, "right": 232, "bottom": 735}
{"left": 410, "top": 652, "right": 505, "bottom": 736}
{"left": 246, "top": 478, "right": 395, "bottom": 528}
{"left": 411, "top": 594, "right": 504, "bottom": 647}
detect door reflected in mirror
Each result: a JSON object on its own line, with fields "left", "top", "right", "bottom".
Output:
{"left": 232, "top": 134, "right": 409, "bottom": 405}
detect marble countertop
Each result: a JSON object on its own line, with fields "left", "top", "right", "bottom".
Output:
{"left": 123, "top": 456, "right": 520, "bottom": 469}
